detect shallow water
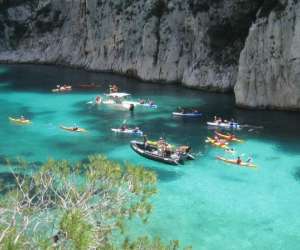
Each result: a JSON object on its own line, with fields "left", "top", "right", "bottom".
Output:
{"left": 1, "top": 64, "right": 300, "bottom": 249}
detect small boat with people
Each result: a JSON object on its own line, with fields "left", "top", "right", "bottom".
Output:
{"left": 207, "top": 116, "right": 241, "bottom": 129}
{"left": 9, "top": 116, "right": 31, "bottom": 125}
{"left": 111, "top": 125, "right": 143, "bottom": 136}
{"left": 138, "top": 99, "right": 158, "bottom": 109}
{"left": 172, "top": 107, "right": 202, "bottom": 118}
{"left": 130, "top": 137, "right": 194, "bottom": 165}
{"left": 103, "top": 92, "right": 139, "bottom": 110}
{"left": 214, "top": 131, "right": 243, "bottom": 143}
{"left": 216, "top": 156, "right": 256, "bottom": 168}
{"left": 52, "top": 84, "right": 72, "bottom": 93}
{"left": 60, "top": 125, "right": 87, "bottom": 133}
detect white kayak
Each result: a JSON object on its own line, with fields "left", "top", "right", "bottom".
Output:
{"left": 111, "top": 128, "right": 143, "bottom": 136}
{"left": 173, "top": 112, "right": 203, "bottom": 118}
{"left": 142, "top": 103, "right": 158, "bottom": 109}
{"left": 207, "top": 121, "right": 241, "bottom": 129}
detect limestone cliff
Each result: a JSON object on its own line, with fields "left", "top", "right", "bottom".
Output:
{"left": 0, "top": 0, "right": 261, "bottom": 92}
{"left": 235, "top": 0, "right": 300, "bottom": 110}
{"left": 0, "top": 0, "right": 300, "bottom": 110}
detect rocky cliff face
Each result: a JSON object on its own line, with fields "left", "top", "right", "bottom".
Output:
{"left": 0, "top": 0, "right": 299, "bottom": 110}
{"left": 235, "top": 0, "right": 300, "bottom": 110}
{"left": 0, "top": 0, "right": 261, "bottom": 91}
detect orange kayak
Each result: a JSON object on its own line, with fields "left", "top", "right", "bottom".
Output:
{"left": 216, "top": 156, "right": 256, "bottom": 168}
{"left": 215, "top": 131, "right": 243, "bottom": 143}
{"left": 206, "top": 137, "right": 229, "bottom": 149}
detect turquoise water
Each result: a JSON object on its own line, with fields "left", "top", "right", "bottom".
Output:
{"left": 1, "top": 64, "right": 300, "bottom": 249}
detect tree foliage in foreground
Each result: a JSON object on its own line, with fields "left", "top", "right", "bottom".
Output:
{"left": 0, "top": 155, "right": 191, "bottom": 249}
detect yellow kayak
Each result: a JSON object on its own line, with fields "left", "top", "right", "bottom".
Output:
{"left": 9, "top": 117, "right": 31, "bottom": 125}
{"left": 216, "top": 156, "right": 256, "bottom": 168}
{"left": 60, "top": 125, "right": 87, "bottom": 133}
{"left": 206, "top": 137, "right": 229, "bottom": 149}
{"left": 215, "top": 131, "right": 243, "bottom": 143}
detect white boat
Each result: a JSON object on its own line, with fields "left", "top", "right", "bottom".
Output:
{"left": 207, "top": 121, "right": 241, "bottom": 129}
{"left": 102, "top": 92, "right": 139, "bottom": 109}
{"left": 111, "top": 128, "right": 143, "bottom": 136}
{"left": 173, "top": 112, "right": 202, "bottom": 118}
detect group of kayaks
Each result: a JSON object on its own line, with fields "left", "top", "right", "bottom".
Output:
{"left": 205, "top": 130, "right": 256, "bottom": 169}
{"left": 9, "top": 116, "right": 87, "bottom": 133}
{"left": 11, "top": 82, "right": 257, "bottom": 169}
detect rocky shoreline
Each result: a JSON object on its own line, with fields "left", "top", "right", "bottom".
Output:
{"left": 0, "top": 0, "right": 299, "bottom": 111}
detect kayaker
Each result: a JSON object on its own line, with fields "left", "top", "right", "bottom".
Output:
{"left": 20, "top": 115, "right": 25, "bottom": 121}
{"left": 129, "top": 104, "right": 134, "bottom": 111}
{"left": 72, "top": 127, "right": 79, "bottom": 131}
{"left": 143, "top": 134, "right": 148, "bottom": 147}
{"left": 246, "top": 157, "right": 253, "bottom": 163}
{"left": 225, "top": 148, "right": 235, "bottom": 154}
{"left": 95, "top": 96, "right": 101, "bottom": 104}
{"left": 120, "top": 124, "right": 127, "bottom": 131}
{"left": 236, "top": 156, "right": 242, "bottom": 165}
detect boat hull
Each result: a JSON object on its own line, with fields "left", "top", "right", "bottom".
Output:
{"left": 130, "top": 141, "right": 181, "bottom": 165}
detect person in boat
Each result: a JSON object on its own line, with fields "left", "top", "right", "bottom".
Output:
{"left": 236, "top": 156, "right": 242, "bottom": 165}
{"left": 193, "top": 109, "right": 199, "bottom": 113}
{"left": 143, "top": 134, "right": 148, "bottom": 147}
{"left": 72, "top": 127, "right": 79, "bottom": 131}
{"left": 95, "top": 96, "right": 102, "bottom": 104}
{"left": 139, "top": 99, "right": 145, "bottom": 104}
{"left": 133, "top": 127, "right": 140, "bottom": 133}
{"left": 158, "top": 137, "right": 166, "bottom": 146}
{"left": 225, "top": 148, "right": 235, "bottom": 154}
{"left": 20, "top": 115, "right": 26, "bottom": 121}
{"left": 120, "top": 124, "right": 127, "bottom": 131}
{"left": 110, "top": 84, "right": 118, "bottom": 93}
{"left": 246, "top": 156, "right": 253, "bottom": 163}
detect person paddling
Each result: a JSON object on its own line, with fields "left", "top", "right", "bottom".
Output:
{"left": 236, "top": 156, "right": 242, "bottom": 165}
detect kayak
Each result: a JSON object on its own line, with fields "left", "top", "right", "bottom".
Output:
{"left": 206, "top": 137, "right": 229, "bottom": 149}
{"left": 9, "top": 117, "right": 31, "bottom": 125}
{"left": 111, "top": 128, "right": 143, "bottom": 136}
{"left": 60, "top": 125, "right": 86, "bottom": 133}
{"left": 216, "top": 156, "right": 256, "bottom": 168}
{"left": 215, "top": 131, "right": 243, "bottom": 143}
{"left": 78, "top": 84, "right": 100, "bottom": 89}
{"left": 173, "top": 112, "right": 203, "bottom": 118}
{"left": 52, "top": 86, "right": 72, "bottom": 92}
{"left": 207, "top": 121, "right": 241, "bottom": 129}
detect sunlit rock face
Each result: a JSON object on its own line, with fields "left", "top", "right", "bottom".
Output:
{"left": 0, "top": 0, "right": 300, "bottom": 110}
{"left": 235, "top": 0, "right": 300, "bottom": 110}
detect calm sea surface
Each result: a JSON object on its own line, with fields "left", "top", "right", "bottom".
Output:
{"left": 0, "top": 64, "right": 300, "bottom": 249}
